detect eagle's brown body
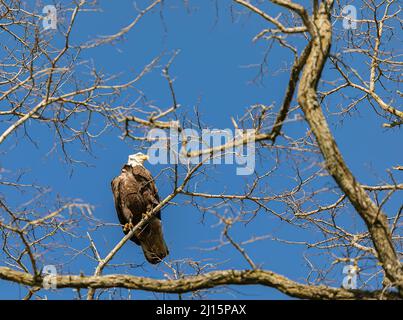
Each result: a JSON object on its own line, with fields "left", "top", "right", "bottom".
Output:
{"left": 111, "top": 164, "right": 168, "bottom": 264}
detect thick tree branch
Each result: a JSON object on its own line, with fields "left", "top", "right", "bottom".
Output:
{"left": 296, "top": 2, "right": 403, "bottom": 293}
{"left": 0, "top": 267, "right": 399, "bottom": 300}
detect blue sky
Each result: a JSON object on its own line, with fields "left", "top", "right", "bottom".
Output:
{"left": 0, "top": 0, "right": 402, "bottom": 299}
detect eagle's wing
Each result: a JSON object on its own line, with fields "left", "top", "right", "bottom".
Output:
{"left": 111, "top": 175, "right": 127, "bottom": 226}
{"left": 131, "top": 165, "right": 161, "bottom": 219}
{"left": 111, "top": 171, "right": 141, "bottom": 245}
{"left": 129, "top": 165, "right": 168, "bottom": 264}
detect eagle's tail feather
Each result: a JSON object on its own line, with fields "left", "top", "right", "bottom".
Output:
{"left": 139, "top": 219, "right": 169, "bottom": 264}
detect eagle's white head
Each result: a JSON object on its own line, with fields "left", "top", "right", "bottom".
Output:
{"left": 127, "top": 152, "right": 149, "bottom": 167}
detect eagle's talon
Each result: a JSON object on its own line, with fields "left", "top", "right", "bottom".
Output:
{"left": 123, "top": 222, "right": 134, "bottom": 232}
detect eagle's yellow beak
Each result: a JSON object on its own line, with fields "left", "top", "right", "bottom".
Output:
{"left": 142, "top": 154, "right": 149, "bottom": 161}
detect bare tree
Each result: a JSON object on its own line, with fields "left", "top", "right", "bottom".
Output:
{"left": 0, "top": 0, "right": 401, "bottom": 300}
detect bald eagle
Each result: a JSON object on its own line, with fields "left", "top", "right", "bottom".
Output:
{"left": 111, "top": 152, "right": 169, "bottom": 264}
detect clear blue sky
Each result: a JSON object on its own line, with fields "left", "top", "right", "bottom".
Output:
{"left": 1, "top": 0, "right": 401, "bottom": 299}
